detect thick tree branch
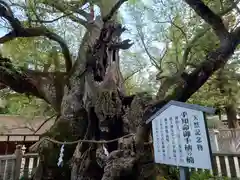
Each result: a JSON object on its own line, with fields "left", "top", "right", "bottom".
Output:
{"left": 0, "top": 1, "right": 21, "bottom": 30}
{"left": 109, "top": 39, "right": 133, "bottom": 50}
{"left": 144, "top": 35, "right": 238, "bottom": 121}
{"left": 103, "top": 0, "right": 128, "bottom": 22}
{"left": 0, "top": 27, "right": 72, "bottom": 72}
{"left": 0, "top": 56, "right": 44, "bottom": 100}
{"left": 0, "top": 56, "right": 67, "bottom": 111}
{"left": 0, "top": 1, "right": 72, "bottom": 72}
{"left": 182, "top": 27, "right": 209, "bottom": 65}
{"left": 182, "top": 0, "right": 239, "bottom": 66}
{"left": 184, "top": 0, "right": 229, "bottom": 40}
{"left": 144, "top": 0, "right": 240, "bottom": 122}
{"left": 42, "top": 0, "right": 90, "bottom": 26}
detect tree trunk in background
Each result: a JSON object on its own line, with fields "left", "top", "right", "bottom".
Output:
{"left": 225, "top": 104, "right": 239, "bottom": 128}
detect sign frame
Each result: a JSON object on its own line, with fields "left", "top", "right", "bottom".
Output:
{"left": 203, "top": 113, "right": 214, "bottom": 171}
{"left": 146, "top": 100, "right": 215, "bottom": 180}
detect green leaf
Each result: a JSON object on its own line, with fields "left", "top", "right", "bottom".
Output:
{"left": 128, "top": 0, "right": 137, "bottom": 5}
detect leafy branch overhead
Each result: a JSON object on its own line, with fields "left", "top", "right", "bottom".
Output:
{"left": 0, "top": 0, "right": 131, "bottom": 108}
{"left": 1, "top": 0, "right": 240, "bottom": 120}
{"left": 143, "top": 0, "right": 240, "bottom": 120}
{"left": 185, "top": 0, "right": 229, "bottom": 40}
{"left": 0, "top": 0, "right": 72, "bottom": 72}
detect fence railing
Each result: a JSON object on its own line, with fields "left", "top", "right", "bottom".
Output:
{"left": 212, "top": 153, "right": 240, "bottom": 178}
{"left": 209, "top": 129, "right": 240, "bottom": 153}
{"left": 0, "top": 147, "right": 240, "bottom": 179}
{"left": 0, "top": 145, "right": 39, "bottom": 180}
{"left": 179, "top": 152, "right": 240, "bottom": 178}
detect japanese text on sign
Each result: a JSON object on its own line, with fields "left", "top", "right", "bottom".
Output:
{"left": 152, "top": 105, "right": 212, "bottom": 169}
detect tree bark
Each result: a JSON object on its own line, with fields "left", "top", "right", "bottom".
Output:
{"left": 225, "top": 104, "right": 239, "bottom": 128}
{"left": 32, "top": 22, "right": 102, "bottom": 180}
{"left": 31, "top": 6, "right": 137, "bottom": 179}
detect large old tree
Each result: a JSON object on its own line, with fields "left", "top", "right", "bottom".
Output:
{"left": 1, "top": 0, "right": 240, "bottom": 179}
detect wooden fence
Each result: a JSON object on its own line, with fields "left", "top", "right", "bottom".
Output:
{"left": 209, "top": 152, "right": 240, "bottom": 178}
{"left": 0, "top": 145, "right": 39, "bottom": 180}
{"left": 185, "top": 153, "right": 240, "bottom": 178}
{"left": 0, "top": 148, "right": 240, "bottom": 179}
{"left": 0, "top": 134, "right": 41, "bottom": 155}
{"left": 209, "top": 129, "right": 240, "bottom": 153}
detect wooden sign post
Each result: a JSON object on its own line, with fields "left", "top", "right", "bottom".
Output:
{"left": 146, "top": 100, "right": 215, "bottom": 180}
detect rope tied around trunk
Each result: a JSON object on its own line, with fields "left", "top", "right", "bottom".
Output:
{"left": 29, "top": 133, "right": 135, "bottom": 152}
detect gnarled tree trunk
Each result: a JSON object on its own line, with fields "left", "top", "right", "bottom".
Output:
{"left": 30, "top": 2, "right": 148, "bottom": 179}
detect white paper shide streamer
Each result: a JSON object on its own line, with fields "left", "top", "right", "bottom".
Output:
{"left": 57, "top": 143, "right": 65, "bottom": 167}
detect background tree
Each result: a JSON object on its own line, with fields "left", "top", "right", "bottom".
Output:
{"left": 128, "top": 0, "right": 240, "bottom": 128}
{"left": 1, "top": 0, "right": 240, "bottom": 179}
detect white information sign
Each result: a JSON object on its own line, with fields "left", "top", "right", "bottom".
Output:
{"left": 151, "top": 105, "right": 212, "bottom": 169}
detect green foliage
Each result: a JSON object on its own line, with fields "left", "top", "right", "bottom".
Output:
{"left": 125, "top": 0, "right": 240, "bottom": 110}
{"left": 2, "top": 0, "right": 240, "bottom": 119}
{"left": 128, "top": 0, "right": 137, "bottom": 5}
{"left": 0, "top": 37, "right": 56, "bottom": 117}
{"left": 190, "top": 171, "right": 213, "bottom": 180}
{"left": 0, "top": 92, "right": 54, "bottom": 117}
{"left": 1, "top": 38, "right": 66, "bottom": 71}
{"left": 190, "top": 171, "right": 230, "bottom": 180}
{"left": 188, "top": 58, "right": 240, "bottom": 112}
{"left": 160, "top": 168, "right": 231, "bottom": 180}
